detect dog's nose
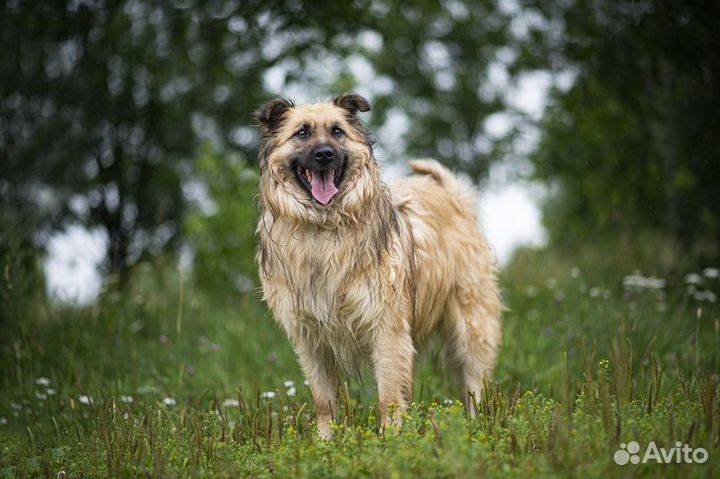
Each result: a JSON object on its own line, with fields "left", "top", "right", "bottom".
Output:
{"left": 312, "top": 145, "right": 335, "bottom": 164}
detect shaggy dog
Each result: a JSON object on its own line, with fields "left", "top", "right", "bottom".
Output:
{"left": 255, "top": 93, "right": 502, "bottom": 439}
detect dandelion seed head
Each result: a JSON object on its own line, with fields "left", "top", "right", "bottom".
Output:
{"left": 283, "top": 380, "right": 295, "bottom": 388}
{"left": 286, "top": 387, "right": 297, "bottom": 397}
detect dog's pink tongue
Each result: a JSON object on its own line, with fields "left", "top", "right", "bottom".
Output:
{"left": 310, "top": 171, "right": 338, "bottom": 205}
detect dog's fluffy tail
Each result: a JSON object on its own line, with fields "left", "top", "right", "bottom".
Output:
{"left": 407, "top": 159, "right": 478, "bottom": 217}
{"left": 407, "top": 159, "right": 456, "bottom": 186}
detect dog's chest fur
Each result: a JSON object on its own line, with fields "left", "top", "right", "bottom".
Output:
{"left": 259, "top": 221, "right": 402, "bottom": 367}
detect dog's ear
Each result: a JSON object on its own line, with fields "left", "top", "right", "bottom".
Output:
{"left": 333, "top": 93, "right": 371, "bottom": 115}
{"left": 255, "top": 98, "right": 294, "bottom": 129}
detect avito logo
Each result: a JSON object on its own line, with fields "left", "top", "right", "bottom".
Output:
{"left": 614, "top": 441, "right": 708, "bottom": 465}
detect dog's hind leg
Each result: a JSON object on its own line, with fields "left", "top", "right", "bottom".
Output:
{"left": 443, "top": 281, "right": 502, "bottom": 416}
{"left": 295, "top": 340, "right": 339, "bottom": 440}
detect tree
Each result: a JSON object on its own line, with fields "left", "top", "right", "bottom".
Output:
{"left": 1, "top": 0, "right": 513, "bottom": 284}
{"left": 523, "top": 0, "right": 720, "bottom": 257}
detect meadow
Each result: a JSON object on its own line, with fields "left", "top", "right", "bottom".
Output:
{"left": 1, "top": 241, "right": 718, "bottom": 478}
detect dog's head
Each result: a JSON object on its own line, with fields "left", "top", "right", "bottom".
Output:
{"left": 255, "top": 94, "right": 379, "bottom": 223}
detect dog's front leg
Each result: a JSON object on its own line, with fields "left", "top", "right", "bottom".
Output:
{"left": 294, "top": 340, "right": 339, "bottom": 440}
{"left": 372, "top": 327, "right": 414, "bottom": 432}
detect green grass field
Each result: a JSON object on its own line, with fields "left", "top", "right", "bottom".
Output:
{"left": 1, "top": 247, "right": 718, "bottom": 478}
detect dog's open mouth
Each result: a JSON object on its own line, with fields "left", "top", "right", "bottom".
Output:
{"left": 295, "top": 164, "right": 344, "bottom": 205}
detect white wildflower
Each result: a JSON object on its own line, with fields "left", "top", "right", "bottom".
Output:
{"left": 222, "top": 398, "right": 240, "bottom": 408}
{"left": 10, "top": 402, "right": 21, "bottom": 410}
{"left": 47, "top": 388, "right": 56, "bottom": 396}
{"left": 162, "top": 397, "right": 176, "bottom": 406}
{"left": 120, "top": 395, "right": 134, "bottom": 403}
{"left": 589, "top": 287, "right": 601, "bottom": 298}
{"left": 137, "top": 385, "right": 158, "bottom": 394}
{"left": 0, "top": 417, "right": 7, "bottom": 426}
{"left": 443, "top": 399, "right": 454, "bottom": 405}
{"left": 685, "top": 273, "right": 703, "bottom": 285}
{"left": 303, "top": 380, "right": 309, "bottom": 386}
{"left": 286, "top": 387, "right": 297, "bottom": 397}
{"left": 78, "top": 395, "right": 93, "bottom": 405}
{"left": 570, "top": 267, "right": 580, "bottom": 278}
{"left": 703, "top": 267, "right": 719, "bottom": 279}
{"left": 694, "top": 290, "right": 717, "bottom": 303}
{"left": 283, "top": 380, "right": 295, "bottom": 388}
{"left": 623, "top": 271, "right": 666, "bottom": 290}
{"left": 35, "top": 377, "right": 50, "bottom": 387}
{"left": 261, "top": 391, "right": 276, "bottom": 399}
{"left": 35, "top": 392, "right": 48, "bottom": 401}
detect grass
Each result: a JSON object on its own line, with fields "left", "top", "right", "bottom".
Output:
{"left": 1, "top": 248, "right": 719, "bottom": 478}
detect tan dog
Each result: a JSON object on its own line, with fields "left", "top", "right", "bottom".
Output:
{"left": 255, "top": 94, "right": 502, "bottom": 439}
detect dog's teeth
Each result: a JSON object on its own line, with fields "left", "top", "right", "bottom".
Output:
{"left": 305, "top": 169, "right": 312, "bottom": 181}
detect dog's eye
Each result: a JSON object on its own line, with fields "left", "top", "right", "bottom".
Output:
{"left": 332, "top": 127, "right": 344, "bottom": 137}
{"left": 295, "top": 129, "right": 308, "bottom": 139}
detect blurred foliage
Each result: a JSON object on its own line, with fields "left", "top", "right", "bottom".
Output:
{"left": 1, "top": 0, "right": 512, "bottom": 281}
{"left": 0, "top": 230, "right": 46, "bottom": 324}
{"left": 523, "top": 0, "right": 720, "bottom": 260}
{"left": 184, "top": 146, "right": 258, "bottom": 296}
{"left": 2, "top": 0, "right": 718, "bottom": 295}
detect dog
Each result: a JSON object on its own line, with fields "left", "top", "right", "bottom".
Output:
{"left": 255, "top": 93, "right": 502, "bottom": 439}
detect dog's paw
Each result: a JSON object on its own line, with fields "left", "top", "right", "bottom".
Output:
{"left": 316, "top": 421, "right": 334, "bottom": 440}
